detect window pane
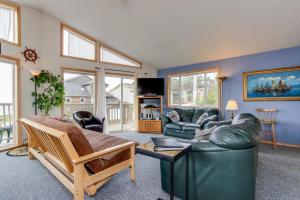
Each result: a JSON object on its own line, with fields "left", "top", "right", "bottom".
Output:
{"left": 63, "top": 72, "right": 95, "bottom": 119}
{"left": 101, "top": 47, "right": 140, "bottom": 67}
{"left": 195, "top": 74, "right": 205, "bottom": 107}
{"left": 168, "top": 70, "right": 219, "bottom": 107}
{"left": 205, "top": 72, "right": 218, "bottom": 107}
{"left": 0, "top": 5, "right": 18, "bottom": 44}
{"left": 62, "top": 28, "right": 96, "bottom": 60}
{"left": 170, "top": 77, "right": 180, "bottom": 105}
{"left": 181, "top": 75, "right": 194, "bottom": 106}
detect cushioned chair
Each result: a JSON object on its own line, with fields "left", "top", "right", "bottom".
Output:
{"left": 161, "top": 108, "right": 219, "bottom": 139}
{"left": 73, "top": 111, "right": 105, "bottom": 133}
{"left": 160, "top": 113, "right": 261, "bottom": 200}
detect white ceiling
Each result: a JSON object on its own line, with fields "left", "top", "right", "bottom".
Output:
{"left": 14, "top": 0, "right": 300, "bottom": 69}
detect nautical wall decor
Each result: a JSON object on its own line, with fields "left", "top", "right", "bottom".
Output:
{"left": 243, "top": 66, "right": 300, "bottom": 101}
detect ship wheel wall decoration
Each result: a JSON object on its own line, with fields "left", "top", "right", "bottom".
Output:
{"left": 22, "top": 47, "right": 39, "bottom": 63}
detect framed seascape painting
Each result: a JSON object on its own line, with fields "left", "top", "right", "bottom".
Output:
{"left": 243, "top": 66, "right": 300, "bottom": 101}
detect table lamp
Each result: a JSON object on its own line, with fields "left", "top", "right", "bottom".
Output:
{"left": 226, "top": 99, "right": 238, "bottom": 120}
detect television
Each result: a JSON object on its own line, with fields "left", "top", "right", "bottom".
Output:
{"left": 137, "top": 78, "right": 164, "bottom": 96}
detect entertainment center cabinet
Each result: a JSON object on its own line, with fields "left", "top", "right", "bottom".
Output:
{"left": 137, "top": 96, "right": 163, "bottom": 133}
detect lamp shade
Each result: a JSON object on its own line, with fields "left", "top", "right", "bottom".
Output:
{"left": 226, "top": 100, "right": 238, "bottom": 111}
{"left": 29, "top": 69, "right": 41, "bottom": 76}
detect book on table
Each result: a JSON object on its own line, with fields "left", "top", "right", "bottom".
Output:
{"left": 151, "top": 137, "right": 189, "bottom": 151}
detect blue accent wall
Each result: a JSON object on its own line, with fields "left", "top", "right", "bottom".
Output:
{"left": 158, "top": 46, "right": 300, "bottom": 145}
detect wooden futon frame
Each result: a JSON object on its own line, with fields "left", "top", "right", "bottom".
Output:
{"left": 20, "top": 118, "right": 136, "bottom": 200}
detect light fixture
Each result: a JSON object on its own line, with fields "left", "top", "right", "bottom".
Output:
{"left": 29, "top": 69, "right": 41, "bottom": 76}
{"left": 29, "top": 69, "right": 41, "bottom": 115}
{"left": 226, "top": 99, "right": 238, "bottom": 120}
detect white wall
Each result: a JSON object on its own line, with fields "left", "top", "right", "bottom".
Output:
{"left": 1, "top": 5, "right": 157, "bottom": 119}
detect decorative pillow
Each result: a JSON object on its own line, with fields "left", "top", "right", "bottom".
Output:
{"left": 198, "top": 114, "right": 218, "bottom": 129}
{"left": 196, "top": 112, "right": 209, "bottom": 125}
{"left": 194, "top": 125, "right": 217, "bottom": 140}
{"left": 167, "top": 110, "right": 180, "bottom": 123}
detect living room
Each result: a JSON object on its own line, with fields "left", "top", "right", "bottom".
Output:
{"left": 0, "top": 0, "right": 299, "bottom": 200}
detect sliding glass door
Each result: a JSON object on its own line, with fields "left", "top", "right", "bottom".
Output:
{"left": 105, "top": 76, "right": 135, "bottom": 132}
{"left": 0, "top": 58, "right": 18, "bottom": 149}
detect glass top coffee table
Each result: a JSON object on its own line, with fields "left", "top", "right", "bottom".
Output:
{"left": 136, "top": 141, "right": 191, "bottom": 200}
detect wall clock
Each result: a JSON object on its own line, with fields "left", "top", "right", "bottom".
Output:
{"left": 22, "top": 46, "right": 39, "bottom": 63}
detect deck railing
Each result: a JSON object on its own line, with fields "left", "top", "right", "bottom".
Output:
{"left": 0, "top": 103, "right": 13, "bottom": 127}
{"left": 64, "top": 103, "right": 134, "bottom": 124}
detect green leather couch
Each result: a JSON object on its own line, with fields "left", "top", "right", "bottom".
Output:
{"left": 161, "top": 108, "right": 219, "bottom": 139}
{"left": 160, "top": 113, "right": 261, "bottom": 200}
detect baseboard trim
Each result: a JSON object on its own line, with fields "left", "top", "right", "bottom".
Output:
{"left": 261, "top": 140, "right": 300, "bottom": 149}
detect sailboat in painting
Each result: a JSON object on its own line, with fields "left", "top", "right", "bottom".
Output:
{"left": 253, "top": 79, "right": 291, "bottom": 94}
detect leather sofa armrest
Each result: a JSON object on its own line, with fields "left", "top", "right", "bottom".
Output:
{"left": 161, "top": 115, "right": 171, "bottom": 127}
{"left": 204, "top": 120, "right": 232, "bottom": 129}
{"left": 191, "top": 141, "right": 228, "bottom": 152}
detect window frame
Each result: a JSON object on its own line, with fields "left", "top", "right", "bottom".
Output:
{"left": 60, "top": 23, "right": 98, "bottom": 62}
{"left": 60, "top": 23, "right": 142, "bottom": 68}
{"left": 0, "top": 54, "right": 21, "bottom": 149}
{"left": 61, "top": 67, "right": 98, "bottom": 116}
{"left": 100, "top": 45, "right": 142, "bottom": 68}
{"left": 167, "top": 67, "right": 221, "bottom": 108}
{"left": 0, "top": 0, "right": 21, "bottom": 46}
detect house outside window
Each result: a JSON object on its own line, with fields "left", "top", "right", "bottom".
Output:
{"left": 80, "top": 97, "right": 85, "bottom": 104}
{"left": 167, "top": 68, "right": 219, "bottom": 108}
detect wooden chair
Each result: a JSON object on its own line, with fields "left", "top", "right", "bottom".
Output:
{"left": 256, "top": 108, "right": 277, "bottom": 149}
{"left": 20, "top": 118, "right": 136, "bottom": 200}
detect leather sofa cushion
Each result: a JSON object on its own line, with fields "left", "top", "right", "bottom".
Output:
{"left": 174, "top": 108, "right": 194, "bottom": 122}
{"left": 192, "top": 109, "right": 206, "bottom": 123}
{"left": 29, "top": 116, "right": 103, "bottom": 173}
{"left": 182, "top": 123, "right": 201, "bottom": 131}
{"left": 165, "top": 123, "right": 182, "bottom": 130}
{"left": 209, "top": 113, "right": 261, "bottom": 150}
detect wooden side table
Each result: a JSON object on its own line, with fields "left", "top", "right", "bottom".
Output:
{"left": 136, "top": 141, "right": 191, "bottom": 200}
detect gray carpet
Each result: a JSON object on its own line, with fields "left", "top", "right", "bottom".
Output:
{"left": 0, "top": 132, "right": 299, "bottom": 200}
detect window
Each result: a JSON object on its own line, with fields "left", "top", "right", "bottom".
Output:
{"left": 61, "top": 24, "right": 96, "bottom": 61}
{"left": 168, "top": 69, "right": 219, "bottom": 107}
{"left": 0, "top": 2, "right": 20, "bottom": 45}
{"left": 100, "top": 46, "right": 141, "bottom": 68}
{"left": 0, "top": 55, "right": 21, "bottom": 149}
{"left": 65, "top": 97, "right": 71, "bottom": 103}
{"left": 62, "top": 68, "right": 97, "bottom": 119}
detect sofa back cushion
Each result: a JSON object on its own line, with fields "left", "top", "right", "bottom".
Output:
{"left": 192, "top": 108, "right": 206, "bottom": 123}
{"left": 209, "top": 113, "right": 261, "bottom": 150}
{"left": 174, "top": 108, "right": 194, "bottom": 122}
{"left": 28, "top": 115, "right": 104, "bottom": 173}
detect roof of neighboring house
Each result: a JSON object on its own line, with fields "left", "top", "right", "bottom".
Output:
{"left": 64, "top": 75, "right": 92, "bottom": 97}
{"left": 64, "top": 75, "right": 120, "bottom": 103}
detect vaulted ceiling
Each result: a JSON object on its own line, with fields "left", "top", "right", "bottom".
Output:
{"left": 14, "top": 0, "right": 300, "bottom": 69}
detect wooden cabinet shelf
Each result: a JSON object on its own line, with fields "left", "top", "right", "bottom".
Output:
{"left": 137, "top": 96, "right": 163, "bottom": 133}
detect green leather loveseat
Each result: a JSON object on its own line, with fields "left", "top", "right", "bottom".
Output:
{"left": 160, "top": 113, "right": 261, "bottom": 200}
{"left": 161, "top": 108, "right": 219, "bottom": 139}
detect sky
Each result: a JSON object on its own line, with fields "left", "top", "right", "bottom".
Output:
{"left": 0, "top": 62, "right": 13, "bottom": 103}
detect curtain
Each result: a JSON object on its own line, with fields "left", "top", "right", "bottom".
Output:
{"left": 96, "top": 68, "right": 108, "bottom": 134}
{"left": 0, "top": 7, "right": 14, "bottom": 42}
{"left": 68, "top": 31, "right": 95, "bottom": 60}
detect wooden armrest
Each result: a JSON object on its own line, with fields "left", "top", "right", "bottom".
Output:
{"left": 72, "top": 141, "right": 135, "bottom": 165}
